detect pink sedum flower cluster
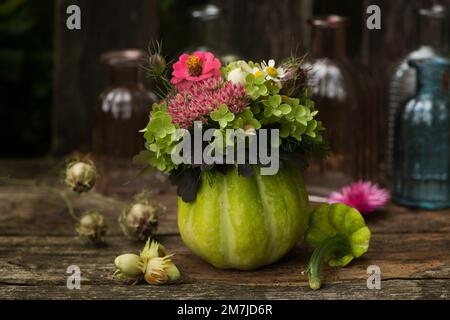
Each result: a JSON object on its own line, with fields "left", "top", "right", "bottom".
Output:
{"left": 167, "top": 78, "right": 248, "bottom": 128}
{"left": 171, "top": 51, "right": 222, "bottom": 90}
{"left": 328, "top": 181, "right": 390, "bottom": 215}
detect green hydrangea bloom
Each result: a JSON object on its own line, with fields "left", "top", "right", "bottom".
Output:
{"left": 211, "top": 105, "right": 235, "bottom": 128}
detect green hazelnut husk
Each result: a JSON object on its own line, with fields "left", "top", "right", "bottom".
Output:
{"left": 113, "top": 239, "right": 180, "bottom": 285}
{"left": 140, "top": 238, "right": 166, "bottom": 261}
{"left": 114, "top": 253, "right": 145, "bottom": 280}
{"left": 144, "top": 255, "right": 180, "bottom": 285}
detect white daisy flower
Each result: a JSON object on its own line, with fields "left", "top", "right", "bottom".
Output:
{"left": 262, "top": 59, "right": 286, "bottom": 82}
{"left": 252, "top": 67, "right": 265, "bottom": 78}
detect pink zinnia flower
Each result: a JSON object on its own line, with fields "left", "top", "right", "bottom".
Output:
{"left": 328, "top": 181, "right": 390, "bottom": 215}
{"left": 171, "top": 52, "right": 221, "bottom": 90}
{"left": 167, "top": 78, "right": 248, "bottom": 129}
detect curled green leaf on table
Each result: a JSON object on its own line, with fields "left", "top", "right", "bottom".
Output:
{"left": 305, "top": 203, "right": 371, "bottom": 290}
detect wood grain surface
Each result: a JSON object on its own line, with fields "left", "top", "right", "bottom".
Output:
{"left": 0, "top": 161, "right": 449, "bottom": 300}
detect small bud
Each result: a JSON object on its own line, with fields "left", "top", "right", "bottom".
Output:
{"left": 148, "top": 53, "right": 166, "bottom": 77}
{"left": 114, "top": 254, "right": 145, "bottom": 280}
{"left": 65, "top": 160, "right": 97, "bottom": 193}
{"left": 119, "top": 192, "right": 166, "bottom": 241}
{"left": 76, "top": 211, "right": 108, "bottom": 243}
{"left": 144, "top": 255, "right": 180, "bottom": 285}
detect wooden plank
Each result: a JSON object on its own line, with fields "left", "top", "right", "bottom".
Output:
{"left": 0, "top": 186, "right": 178, "bottom": 236}
{"left": 0, "top": 234, "right": 448, "bottom": 287}
{"left": 0, "top": 280, "right": 448, "bottom": 300}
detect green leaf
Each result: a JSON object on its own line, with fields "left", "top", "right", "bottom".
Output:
{"left": 280, "top": 125, "right": 291, "bottom": 138}
{"left": 254, "top": 75, "right": 266, "bottom": 85}
{"left": 257, "top": 85, "right": 268, "bottom": 96}
{"left": 248, "top": 118, "right": 261, "bottom": 129}
{"left": 269, "top": 94, "right": 282, "bottom": 107}
{"left": 245, "top": 73, "right": 255, "bottom": 84}
{"left": 211, "top": 105, "right": 235, "bottom": 128}
{"left": 273, "top": 109, "right": 282, "bottom": 117}
{"left": 279, "top": 104, "right": 292, "bottom": 114}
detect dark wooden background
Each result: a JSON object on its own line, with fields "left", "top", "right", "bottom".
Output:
{"left": 53, "top": 0, "right": 450, "bottom": 155}
{"left": 53, "top": 0, "right": 159, "bottom": 155}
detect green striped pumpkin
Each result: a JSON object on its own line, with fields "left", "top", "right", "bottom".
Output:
{"left": 178, "top": 165, "right": 310, "bottom": 270}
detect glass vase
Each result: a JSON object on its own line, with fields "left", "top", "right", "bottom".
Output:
{"left": 92, "top": 50, "right": 167, "bottom": 198}
{"left": 184, "top": 4, "right": 241, "bottom": 65}
{"left": 304, "top": 16, "right": 377, "bottom": 193}
{"left": 387, "top": 4, "right": 448, "bottom": 181}
{"left": 393, "top": 57, "right": 450, "bottom": 209}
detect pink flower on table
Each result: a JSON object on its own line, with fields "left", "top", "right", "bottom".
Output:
{"left": 328, "top": 181, "right": 390, "bottom": 215}
{"left": 171, "top": 52, "right": 222, "bottom": 90}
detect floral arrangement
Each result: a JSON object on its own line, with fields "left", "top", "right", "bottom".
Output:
{"left": 134, "top": 48, "right": 375, "bottom": 290}
{"left": 136, "top": 50, "right": 325, "bottom": 201}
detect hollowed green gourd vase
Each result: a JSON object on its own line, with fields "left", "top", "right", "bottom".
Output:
{"left": 178, "top": 165, "right": 310, "bottom": 270}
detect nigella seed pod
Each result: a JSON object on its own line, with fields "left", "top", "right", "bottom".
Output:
{"left": 65, "top": 160, "right": 97, "bottom": 193}
{"left": 144, "top": 255, "right": 180, "bottom": 285}
{"left": 119, "top": 193, "right": 166, "bottom": 241}
{"left": 280, "top": 63, "right": 309, "bottom": 97}
{"left": 148, "top": 53, "right": 167, "bottom": 77}
{"left": 76, "top": 211, "right": 108, "bottom": 243}
{"left": 114, "top": 254, "right": 145, "bottom": 280}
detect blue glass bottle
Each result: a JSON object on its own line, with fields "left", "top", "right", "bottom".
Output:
{"left": 387, "top": 5, "right": 447, "bottom": 181}
{"left": 393, "top": 57, "right": 450, "bottom": 209}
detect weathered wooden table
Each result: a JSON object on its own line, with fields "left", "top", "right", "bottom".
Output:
{"left": 0, "top": 160, "right": 449, "bottom": 300}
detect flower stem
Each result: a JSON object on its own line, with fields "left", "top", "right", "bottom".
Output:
{"left": 307, "top": 235, "right": 349, "bottom": 290}
{"left": 0, "top": 176, "right": 79, "bottom": 221}
{"left": 50, "top": 189, "right": 79, "bottom": 222}
{"left": 0, "top": 176, "right": 36, "bottom": 187}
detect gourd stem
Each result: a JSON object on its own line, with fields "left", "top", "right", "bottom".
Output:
{"left": 307, "top": 235, "right": 349, "bottom": 290}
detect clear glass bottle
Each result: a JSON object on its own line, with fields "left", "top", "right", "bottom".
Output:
{"left": 387, "top": 4, "right": 448, "bottom": 180}
{"left": 304, "top": 16, "right": 377, "bottom": 193}
{"left": 393, "top": 57, "right": 450, "bottom": 209}
{"left": 184, "top": 4, "right": 241, "bottom": 64}
{"left": 93, "top": 50, "right": 167, "bottom": 198}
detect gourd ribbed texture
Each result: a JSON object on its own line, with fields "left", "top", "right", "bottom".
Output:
{"left": 178, "top": 166, "right": 310, "bottom": 270}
